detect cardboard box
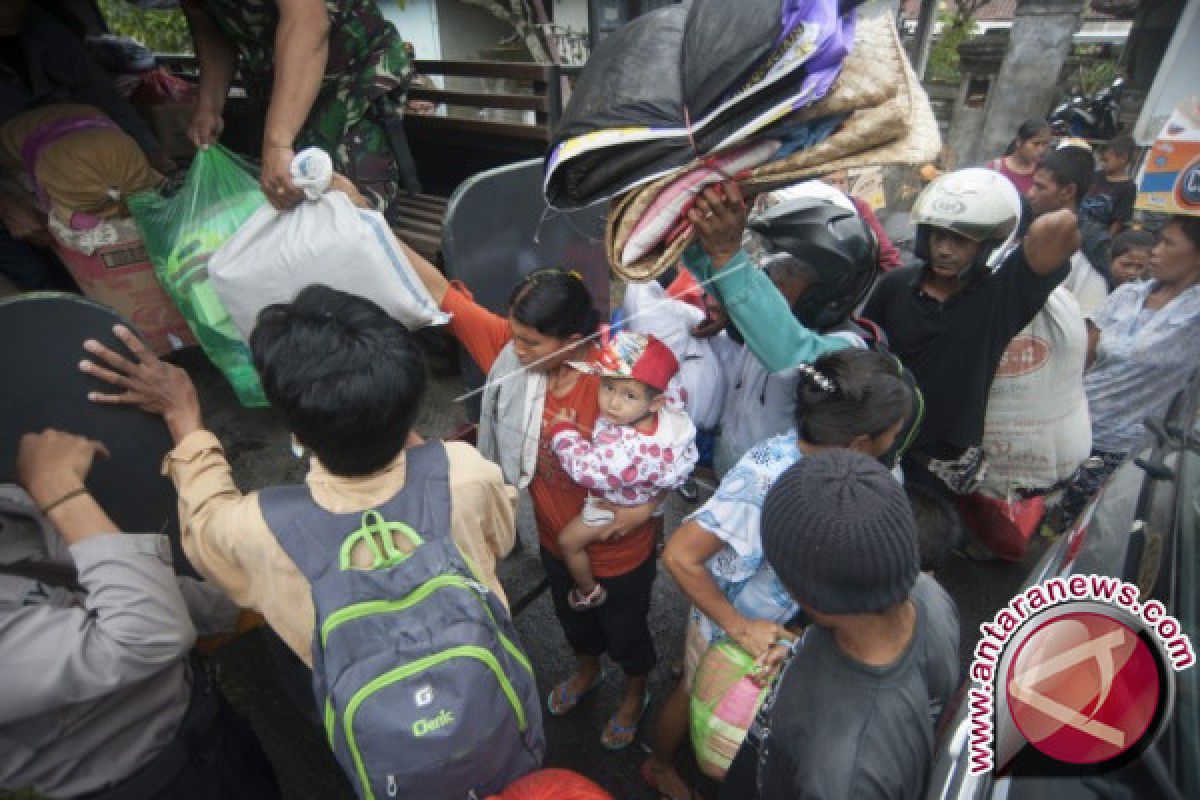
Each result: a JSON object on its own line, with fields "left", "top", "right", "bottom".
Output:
{"left": 1136, "top": 97, "right": 1200, "bottom": 216}
{"left": 49, "top": 217, "right": 196, "bottom": 355}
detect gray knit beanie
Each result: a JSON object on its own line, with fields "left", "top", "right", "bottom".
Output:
{"left": 761, "top": 449, "right": 919, "bottom": 615}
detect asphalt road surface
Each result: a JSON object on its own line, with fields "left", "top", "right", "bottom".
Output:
{"left": 178, "top": 347, "right": 1048, "bottom": 800}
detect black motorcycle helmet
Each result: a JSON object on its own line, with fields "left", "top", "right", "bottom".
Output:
{"left": 745, "top": 193, "right": 879, "bottom": 332}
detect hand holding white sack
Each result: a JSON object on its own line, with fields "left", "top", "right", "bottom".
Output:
{"left": 209, "top": 148, "right": 451, "bottom": 339}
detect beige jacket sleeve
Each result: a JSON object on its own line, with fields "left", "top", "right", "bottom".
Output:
{"left": 444, "top": 441, "right": 518, "bottom": 608}
{"left": 162, "top": 430, "right": 316, "bottom": 662}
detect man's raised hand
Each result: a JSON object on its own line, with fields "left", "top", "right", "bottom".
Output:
{"left": 80, "top": 325, "right": 204, "bottom": 443}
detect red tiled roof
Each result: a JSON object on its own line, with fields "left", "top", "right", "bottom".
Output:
{"left": 899, "top": 1, "right": 1114, "bottom": 22}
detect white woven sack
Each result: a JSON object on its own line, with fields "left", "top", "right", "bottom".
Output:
{"left": 981, "top": 288, "right": 1092, "bottom": 494}
{"left": 209, "top": 190, "right": 450, "bottom": 339}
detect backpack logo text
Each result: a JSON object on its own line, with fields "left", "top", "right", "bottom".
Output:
{"left": 413, "top": 709, "right": 455, "bottom": 737}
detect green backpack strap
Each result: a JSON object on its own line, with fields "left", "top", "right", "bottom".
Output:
{"left": 339, "top": 509, "right": 425, "bottom": 571}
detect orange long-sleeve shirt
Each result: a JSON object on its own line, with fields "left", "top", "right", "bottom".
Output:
{"left": 442, "top": 282, "right": 655, "bottom": 576}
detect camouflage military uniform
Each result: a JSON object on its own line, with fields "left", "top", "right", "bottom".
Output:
{"left": 192, "top": 0, "right": 418, "bottom": 220}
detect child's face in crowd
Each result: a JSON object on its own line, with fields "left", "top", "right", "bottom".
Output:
{"left": 1099, "top": 147, "right": 1128, "bottom": 175}
{"left": 1111, "top": 247, "right": 1151, "bottom": 285}
{"left": 927, "top": 227, "right": 981, "bottom": 280}
{"left": 1016, "top": 131, "right": 1051, "bottom": 165}
{"left": 509, "top": 318, "right": 578, "bottom": 371}
{"left": 598, "top": 377, "right": 662, "bottom": 427}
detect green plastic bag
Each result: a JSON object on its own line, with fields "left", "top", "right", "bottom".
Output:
{"left": 689, "top": 639, "right": 775, "bottom": 780}
{"left": 127, "top": 146, "right": 268, "bottom": 407}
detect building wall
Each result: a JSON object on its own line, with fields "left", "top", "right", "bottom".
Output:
{"left": 1134, "top": 0, "right": 1199, "bottom": 143}
{"left": 553, "top": 0, "right": 590, "bottom": 33}
{"left": 434, "top": 0, "right": 515, "bottom": 61}
{"left": 380, "top": 0, "right": 442, "bottom": 61}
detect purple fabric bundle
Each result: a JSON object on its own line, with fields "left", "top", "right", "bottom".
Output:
{"left": 20, "top": 115, "right": 119, "bottom": 209}
{"left": 545, "top": 0, "right": 855, "bottom": 209}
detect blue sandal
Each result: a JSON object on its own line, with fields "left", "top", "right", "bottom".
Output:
{"left": 546, "top": 672, "right": 605, "bottom": 716}
{"left": 601, "top": 691, "right": 651, "bottom": 750}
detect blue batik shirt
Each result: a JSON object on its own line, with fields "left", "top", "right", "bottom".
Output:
{"left": 1085, "top": 281, "right": 1200, "bottom": 454}
{"left": 685, "top": 431, "right": 803, "bottom": 644}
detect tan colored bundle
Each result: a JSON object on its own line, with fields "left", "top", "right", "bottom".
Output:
{"left": 608, "top": 14, "right": 941, "bottom": 282}
{"left": 0, "top": 103, "right": 162, "bottom": 222}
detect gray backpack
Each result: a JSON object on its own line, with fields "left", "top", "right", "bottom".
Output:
{"left": 259, "top": 440, "right": 544, "bottom": 800}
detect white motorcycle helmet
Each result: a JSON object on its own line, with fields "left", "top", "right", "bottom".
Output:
{"left": 911, "top": 167, "right": 1022, "bottom": 281}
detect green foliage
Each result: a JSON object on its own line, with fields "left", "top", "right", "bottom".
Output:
{"left": 926, "top": 10, "right": 978, "bottom": 84}
{"left": 96, "top": 0, "right": 193, "bottom": 55}
{"left": 0, "top": 789, "right": 46, "bottom": 800}
{"left": 1077, "top": 59, "right": 1119, "bottom": 96}
{"left": 94, "top": 1, "right": 407, "bottom": 53}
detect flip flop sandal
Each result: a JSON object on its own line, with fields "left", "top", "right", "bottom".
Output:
{"left": 640, "top": 759, "right": 701, "bottom": 800}
{"left": 546, "top": 671, "right": 605, "bottom": 717}
{"left": 601, "top": 691, "right": 651, "bottom": 750}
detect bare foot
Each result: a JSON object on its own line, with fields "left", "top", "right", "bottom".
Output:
{"left": 646, "top": 759, "right": 693, "bottom": 800}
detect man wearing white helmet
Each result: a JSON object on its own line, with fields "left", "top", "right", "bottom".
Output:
{"left": 862, "top": 167, "right": 1080, "bottom": 501}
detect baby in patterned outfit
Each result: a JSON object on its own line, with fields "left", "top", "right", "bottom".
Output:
{"left": 549, "top": 331, "right": 698, "bottom": 610}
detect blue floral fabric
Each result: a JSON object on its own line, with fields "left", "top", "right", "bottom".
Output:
{"left": 685, "top": 430, "right": 802, "bottom": 643}
{"left": 1085, "top": 281, "right": 1200, "bottom": 453}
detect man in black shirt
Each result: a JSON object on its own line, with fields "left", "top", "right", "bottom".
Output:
{"left": 863, "top": 168, "right": 1079, "bottom": 500}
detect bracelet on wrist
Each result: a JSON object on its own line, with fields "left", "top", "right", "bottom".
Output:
{"left": 39, "top": 487, "right": 88, "bottom": 515}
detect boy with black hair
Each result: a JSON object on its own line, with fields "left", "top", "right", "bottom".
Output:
{"left": 1081, "top": 134, "right": 1138, "bottom": 237}
{"left": 78, "top": 285, "right": 518, "bottom": 666}
{"left": 249, "top": 286, "right": 428, "bottom": 476}
{"left": 1028, "top": 145, "right": 1112, "bottom": 312}
{"left": 720, "top": 449, "right": 959, "bottom": 799}
{"left": 1109, "top": 228, "right": 1156, "bottom": 286}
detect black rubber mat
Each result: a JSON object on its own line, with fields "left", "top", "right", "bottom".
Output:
{"left": 0, "top": 292, "right": 193, "bottom": 574}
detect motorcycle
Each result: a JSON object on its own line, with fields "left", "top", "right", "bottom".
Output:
{"left": 1049, "top": 76, "right": 1124, "bottom": 140}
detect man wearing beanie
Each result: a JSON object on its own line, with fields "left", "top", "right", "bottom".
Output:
{"left": 720, "top": 450, "right": 959, "bottom": 800}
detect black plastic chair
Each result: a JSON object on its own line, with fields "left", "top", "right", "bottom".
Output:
{"left": 0, "top": 292, "right": 195, "bottom": 575}
{"left": 440, "top": 158, "right": 610, "bottom": 419}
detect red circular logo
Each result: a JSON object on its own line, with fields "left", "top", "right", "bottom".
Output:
{"left": 996, "top": 335, "right": 1050, "bottom": 378}
{"left": 1175, "top": 156, "right": 1200, "bottom": 211}
{"left": 1006, "top": 612, "right": 1161, "bottom": 765}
